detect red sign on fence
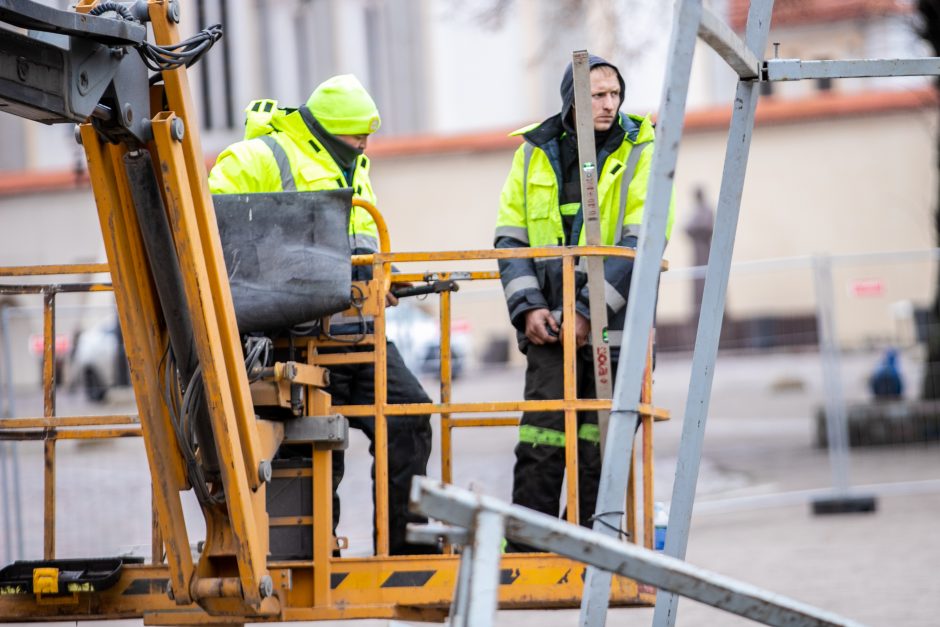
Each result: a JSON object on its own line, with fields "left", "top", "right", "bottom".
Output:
{"left": 29, "top": 334, "right": 71, "bottom": 355}
{"left": 849, "top": 278, "right": 884, "bottom": 298}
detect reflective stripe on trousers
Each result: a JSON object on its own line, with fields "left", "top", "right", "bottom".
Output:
{"left": 519, "top": 423, "right": 601, "bottom": 447}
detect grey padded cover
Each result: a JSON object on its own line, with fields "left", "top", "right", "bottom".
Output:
{"left": 213, "top": 190, "right": 353, "bottom": 333}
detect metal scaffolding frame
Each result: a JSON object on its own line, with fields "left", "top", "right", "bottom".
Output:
{"left": 409, "top": 478, "right": 864, "bottom": 627}
{"left": 410, "top": 0, "right": 940, "bottom": 626}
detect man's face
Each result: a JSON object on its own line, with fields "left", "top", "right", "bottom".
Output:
{"left": 589, "top": 67, "right": 620, "bottom": 132}
{"left": 336, "top": 134, "right": 369, "bottom": 150}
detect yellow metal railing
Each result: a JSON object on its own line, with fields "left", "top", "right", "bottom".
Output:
{"left": 0, "top": 236, "right": 668, "bottom": 619}
{"left": 347, "top": 243, "right": 666, "bottom": 550}
{"left": 0, "top": 266, "right": 152, "bottom": 563}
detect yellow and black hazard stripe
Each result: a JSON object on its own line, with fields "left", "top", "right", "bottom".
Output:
{"left": 330, "top": 570, "right": 438, "bottom": 590}
{"left": 330, "top": 564, "right": 586, "bottom": 590}
{"left": 498, "top": 565, "right": 588, "bottom": 587}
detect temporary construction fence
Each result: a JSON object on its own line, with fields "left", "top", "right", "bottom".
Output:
{"left": 656, "top": 249, "right": 939, "bottom": 354}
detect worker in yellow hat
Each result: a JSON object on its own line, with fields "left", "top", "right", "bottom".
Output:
{"left": 210, "top": 75, "right": 436, "bottom": 556}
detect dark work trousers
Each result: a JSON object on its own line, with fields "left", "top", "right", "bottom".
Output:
{"left": 325, "top": 342, "right": 436, "bottom": 555}
{"left": 505, "top": 342, "right": 618, "bottom": 553}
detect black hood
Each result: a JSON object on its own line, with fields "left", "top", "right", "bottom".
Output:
{"left": 559, "top": 54, "right": 625, "bottom": 134}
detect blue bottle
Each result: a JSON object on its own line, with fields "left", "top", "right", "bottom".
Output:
{"left": 654, "top": 501, "right": 668, "bottom": 550}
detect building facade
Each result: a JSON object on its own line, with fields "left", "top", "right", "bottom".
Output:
{"left": 0, "top": 0, "right": 935, "bottom": 385}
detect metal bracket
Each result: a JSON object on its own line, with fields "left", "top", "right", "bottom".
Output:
{"left": 406, "top": 522, "right": 469, "bottom": 547}
{"left": 273, "top": 361, "right": 330, "bottom": 388}
{"left": 282, "top": 415, "right": 348, "bottom": 449}
{"left": 0, "top": 0, "right": 152, "bottom": 143}
{"left": 0, "top": 0, "right": 146, "bottom": 45}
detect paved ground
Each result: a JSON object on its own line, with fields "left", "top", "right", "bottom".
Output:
{"left": 1, "top": 349, "right": 938, "bottom": 626}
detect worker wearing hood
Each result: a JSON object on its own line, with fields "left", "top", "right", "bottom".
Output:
{"left": 494, "top": 56, "right": 675, "bottom": 550}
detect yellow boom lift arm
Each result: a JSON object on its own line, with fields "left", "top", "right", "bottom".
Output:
{"left": 0, "top": 0, "right": 282, "bottom": 617}
{"left": 0, "top": 1, "right": 668, "bottom": 624}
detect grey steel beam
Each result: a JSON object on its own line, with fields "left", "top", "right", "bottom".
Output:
{"left": 406, "top": 518, "right": 500, "bottom": 627}
{"left": 460, "top": 509, "right": 504, "bottom": 627}
{"left": 0, "top": 441, "right": 9, "bottom": 563}
{"left": 579, "top": 0, "right": 705, "bottom": 624}
{"left": 653, "top": 1, "right": 775, "bottom": 626}
{"left": 698, "top": 5, "right": 761, "bottom": 79}
{"left": 410, "top": 477, "right": 866, "bottom": 627}
{"left": 766, "top": 57, "right": 940, "bottom": 81}
{"left": 449, "top": 540, "right": 473, "bottom": 624}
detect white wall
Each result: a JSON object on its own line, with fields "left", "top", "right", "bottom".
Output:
{"left": 7, "top": 1, "right": 934, "bottom": 171}
{"left": 369, "top": 102, "right": 938, "bottom": 350}
{"left": 0, "top": 100, "right": 935, "bottom": 382}
{"left": 425, "top": 1, "right": 531, "bottom": 132}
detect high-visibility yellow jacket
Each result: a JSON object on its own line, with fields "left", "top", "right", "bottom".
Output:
{"left": 208, "top": 99, "right": 379, "bottom": 254}
{"left": 494, "top": 112, "right": 675, "bottom": 352}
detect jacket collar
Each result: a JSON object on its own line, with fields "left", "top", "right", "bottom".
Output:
{"left": 511, "top": 111, "right": 654, "bottom": 147}
{"left": 272, "top": 108, "right": 369, "bottom": 181}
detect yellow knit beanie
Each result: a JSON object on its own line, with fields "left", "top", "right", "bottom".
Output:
{"left": 305, "top": 74, "right": 381, "bottom": 135}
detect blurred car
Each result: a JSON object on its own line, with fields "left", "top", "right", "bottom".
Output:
{"left": 385, "top": 301, "right": 471, "bottom": 379}
{"left": 71, "top": 316, "right": 129, "bottom": 402}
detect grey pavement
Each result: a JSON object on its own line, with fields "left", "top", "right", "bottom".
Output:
{"left": 1, "top": 349, "right": 938, "bottom": 626}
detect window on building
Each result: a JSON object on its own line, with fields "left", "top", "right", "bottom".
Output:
{"left": 195, "top": 0, "right": 235, "bottom": 130}
{"left": 814, "top": 56, "right": 833, "bottom": 92}
{"left": 362, "top": 0, "right": 427, "bottom": 135}
{"left": 295, "top": 0, "right": 336, "bottom": 96}
{"left": 236, "top": 0, "right": 424, "bottom": 134}
{"left": 816, "top": 76, "right": 833, "bottom": 92}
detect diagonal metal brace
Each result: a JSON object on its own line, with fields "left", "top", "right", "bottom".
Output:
{"left": 410, "top": 477, "right": 866, "bottom": 627}
{"left": 698, "top": 5, "right": 761, "bottom": 79}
